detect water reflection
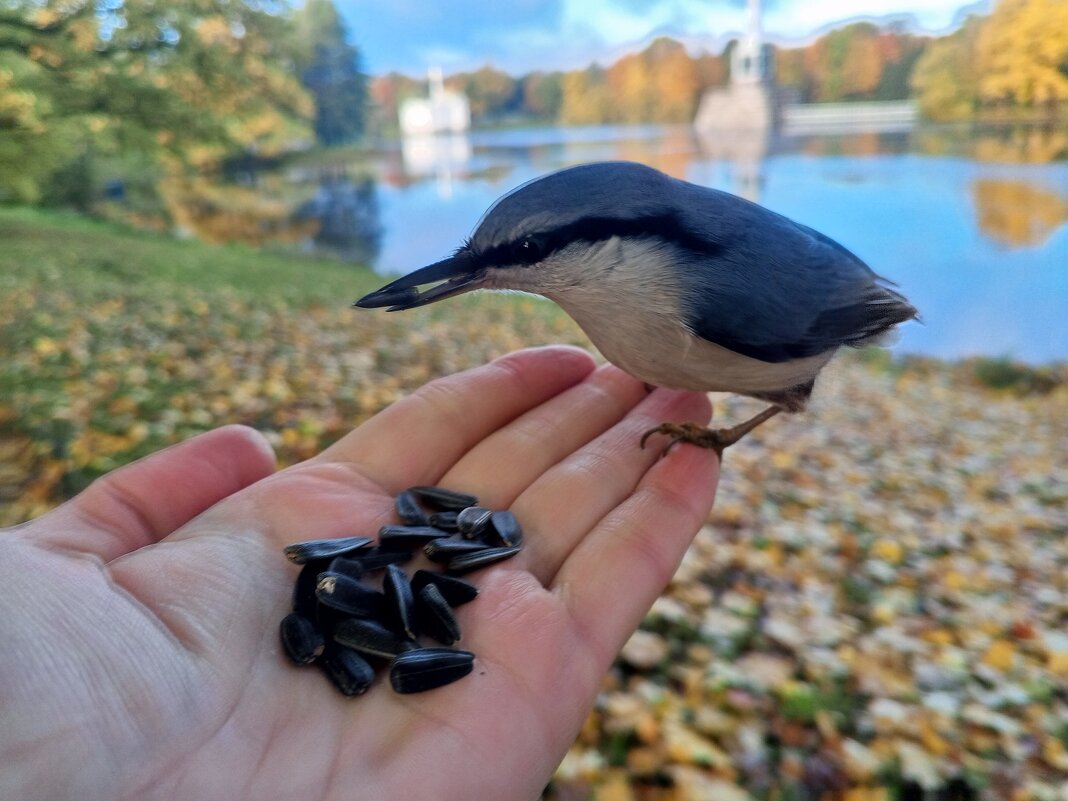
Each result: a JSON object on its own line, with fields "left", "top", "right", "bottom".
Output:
{"left": 295, "top": 173, "right": 382, "bottom": 264}
{"left": 400, "top": 134, "right": 472, "bottom": 198}
{"left": 163, "top": 175, "right": 320, "bottom": 247}
{"left": 972, "top": 179, "right": 1068, "bottom": 248}
{"left": 693, "top": 128, "right": 770, "bottom": 202}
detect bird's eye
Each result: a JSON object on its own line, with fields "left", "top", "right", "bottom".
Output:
{"left": 511, "top": 237, "right": 545, "bottom": 265}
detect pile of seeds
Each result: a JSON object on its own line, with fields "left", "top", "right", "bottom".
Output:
{"left": 279, "top": 485, "right": 523, "bottom": 696}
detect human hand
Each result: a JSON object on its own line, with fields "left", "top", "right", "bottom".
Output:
{"left": 0, "top": 346, "right": 718, "bottom": 801}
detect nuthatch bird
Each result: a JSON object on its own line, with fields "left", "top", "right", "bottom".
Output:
{"left": 355, "top": 161, "right": 917, "bottom": 455}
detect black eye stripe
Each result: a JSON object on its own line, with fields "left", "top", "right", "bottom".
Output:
{"left": 477, "top": 213, "right": 721, "bottom": 267}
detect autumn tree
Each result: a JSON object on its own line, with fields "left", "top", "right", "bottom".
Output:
{"left": 692, "top": 50, "right": 729, "bottom": 93}
{"left": 975, "top": 0, "right": 1068, "bottom": 109}
{"left": 0, "top": 0, "right": 314, "bottom": 206}
{"left": 559, "top": 65, "right": 611, "bottom": 125}
{"left": 449, "top": 65, "right": 519, "bottom": 121}
{"left": 522, "top": 71, "right": 564, "bottom": 121}
{"left": 775, "top": 23, "right": 924, "bottom": 104}
{"left": 292, "top": 0, "right": 368, "bottom": 145}
{"left": 645, "top": 37, "right": 700, "bottom": 122}
{"left": 606, "top": 51, "right": 653, "bottom": 123}
{"left": 911, "top": 16, "right": 983, "bottom": 120}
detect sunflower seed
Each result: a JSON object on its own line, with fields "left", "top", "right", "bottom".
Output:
{"left": 326, "top": 555, "right": 366, "bottom": 582}
{"left": 378, "top": 525, "right": 451, "bottom": 550}
{"left": 446, "top": 545, "right": 522, "bottom": 575}
{"left": 334, "top": 617, "right": 419, "bottom": 659}
{"left": 319, "top": 644, "right": 376, "bottom": 696}
{"left": 456, "top": 506, "right": 493, "bottom": 538}
{"left": 489, "top": 510, "right": 523, "bottom": 548}
{"left": 390, "top": 648, "right": 475, "bottom": 693}
{"left": 427, "top": 511, "right": 460, "bottom": 531}
{"left": 410, "top": 570, "right": 479, "bottom": 606}
{"left": 409, "top": 486, "right": 479, "bottom": 511}
{"left": 394, "top": 490, "right": 430, "bottom": 526}
{"left": 424, "top": 538, "right": 492, "bottom": 564}
{"left": 415, "top": 584, "right": 462, "bottom": 645}
{"left": 280, "top": 613, "right": 324, "bottom": 665}
{"left": 292, "top": 559, "right": 330, "bottom": 616}
{"left": 315, "top": 572, "right": 386, "bottom": 617}
{"left": 383, "top": 564, "right": 416, "bottom": 639}
{"left": 351, "top": 547, "right": 414, "bottom": 571}
{"left": 284, "top": 536, "right": 373, "bottom": 564}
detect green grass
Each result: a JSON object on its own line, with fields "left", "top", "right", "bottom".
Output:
{"left": 0, "top": 205, "right": 383, "bottom": 302}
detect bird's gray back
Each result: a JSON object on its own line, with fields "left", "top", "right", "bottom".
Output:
{"left": 475, "top": 162, "right": 914, "bottom": 363}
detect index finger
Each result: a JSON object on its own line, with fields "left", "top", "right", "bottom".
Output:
{"left": 314, "top": 346, "right": 596, "bottom": 493}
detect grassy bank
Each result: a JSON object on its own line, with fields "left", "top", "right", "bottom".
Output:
{"left": 0, "top": 207, "right": 584, "bottom": 523}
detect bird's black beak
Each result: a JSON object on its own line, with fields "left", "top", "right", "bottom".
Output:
{"left": 353, "top": 251, "right": 485, "bottom": 312}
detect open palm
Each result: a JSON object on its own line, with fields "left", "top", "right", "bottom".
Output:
{"left": 0, "top": 347, "right": 718, "bottom": 801}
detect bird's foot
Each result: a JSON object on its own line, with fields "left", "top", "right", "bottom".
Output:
{"left": 640, "top": 422, "right": 731, "bottom": 459}
{"left": 640, "top": 406, "right": 783, "bottom": 459}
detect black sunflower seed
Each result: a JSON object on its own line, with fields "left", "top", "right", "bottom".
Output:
{"left": 427, "top": 511, "right": 460, "bottom": 531}
{"left": 334, "top": 618, "right": 419, "bottom": 659}
{"left": 415, "top": 584, "right": 461, "bottom": 645}
{"left": 424, "top": 538, "right": 491, "bottom": 564}
{"left": 284, "top": 536, "right": 374, "bottom": 564}
{"left": 292, "top": 559, "right": 330, "bottom": 616}
{"left": 395, "top": 490, "right": 430, "bottom": 526}
{"left": 377, "top": 525, "right": 451, "bottom": 550}
{"left": 446, "top": 545, "right": 522, "bottom": 575}
{"left": 390, "top": 648, "right": 475, "bottom": 693}
{"left": 351, "top": 547, "right": 414, "bottom": 571}
{"left": 383, "top": 564, "right": 416, "bottom": 639}
{"left": 489, "top": 510, "right": 523, "bottom": 548}
{"left": 319, "top": 644, "right": 376, "bottom": 696}
{"left": 456, "top": 506, "right": 493, "bottom": 538}
{"left": 315, "top": 572, "right": 386, "bottom": 617}
{"left": 408, "top": 486, "right": 479, "bottom": 511}
{"left": 326, "top": 555, "right": 366, "bottom": 583}
{"left": 410, "top": 570, "right": 479, "bottom": 606}
{"left": 280, "top": 613, "right": 324, "bottom": 665}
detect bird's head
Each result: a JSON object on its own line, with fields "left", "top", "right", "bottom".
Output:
{"left": 354, "top": 161, "right": 692, "bottom": 311}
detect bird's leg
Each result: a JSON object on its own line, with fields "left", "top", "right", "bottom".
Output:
{"left": 640, "top": 405, "right": 783, "bottom": 459}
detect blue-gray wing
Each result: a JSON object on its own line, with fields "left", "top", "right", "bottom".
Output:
{"left": 674, "top": 187, "right": 916, "bottom": 364}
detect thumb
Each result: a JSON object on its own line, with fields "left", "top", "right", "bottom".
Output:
{"left": 13, "top": 425, "right": 276, "bottom": 562}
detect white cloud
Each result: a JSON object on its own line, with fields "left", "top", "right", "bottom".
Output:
{"left": 765, "top": 0, "right": 990, "bottom": 39}
{"left": 554, "top": 0, "right": 987, "bottom": 51}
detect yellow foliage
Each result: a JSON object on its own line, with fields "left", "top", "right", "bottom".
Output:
{"left": 976, "top": 0, "right": 1068, "bottom": 106}
{"left": 972, "top": 179, "right": 1068, "bottom": 247}
{"left": 981, "top": 639, "right": 1017, "bottom": 671}
{"left": 870, "top": 538, "right": 903, "bottom": 563}
{"left": 196, "top": 16, "right": 241, "bottom": 51}
{"left": 911, "top": 18, "right": 982, "bottom": 120}
{"left": 842, "top": 33, "right": 884, "bottom": 97}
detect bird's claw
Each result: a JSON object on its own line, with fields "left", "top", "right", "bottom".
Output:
{"left": 639, "top": 422, "right": 727, "bottom": 458}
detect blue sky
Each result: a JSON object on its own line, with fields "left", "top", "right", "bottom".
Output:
{"left": 336, "top": 0, "right": 991, "bottom": 76}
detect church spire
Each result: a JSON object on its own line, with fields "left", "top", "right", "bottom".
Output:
{"left": 731, "top": 0, "right": 766, "bottom": 85}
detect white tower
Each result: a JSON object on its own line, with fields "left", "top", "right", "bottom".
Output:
{"left": 693, "top": 0, "right": 775, "bottom": 200}
{"left": 730, "top": 0, "right": 766, "bottom": 85}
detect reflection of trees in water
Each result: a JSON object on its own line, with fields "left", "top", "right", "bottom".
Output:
{"left": 295, "top": 173, "right": 382, "bottom": 265}
{"left": 972, "top": 179, "right": 1068, "bottom": 247}
{"left": 161, "top": 175, "right": 321, "bottom": 246}
{"left": 914, "top": 125, "right": 1068, "bottom": 164}
{"left": 150, "top": 168, "right": 382, "bottom": 266}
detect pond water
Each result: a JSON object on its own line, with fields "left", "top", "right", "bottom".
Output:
{"left": 270, "top": 123, "right": 1068, "bottom": 363}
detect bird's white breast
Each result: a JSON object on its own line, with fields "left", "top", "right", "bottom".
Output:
{"left": 489, "top": 236, "right": 833, "bottom": 394}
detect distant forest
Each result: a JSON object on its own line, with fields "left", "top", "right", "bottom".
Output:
{"left": 372, "top": 0, "right": 1068, "bottom": 128}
